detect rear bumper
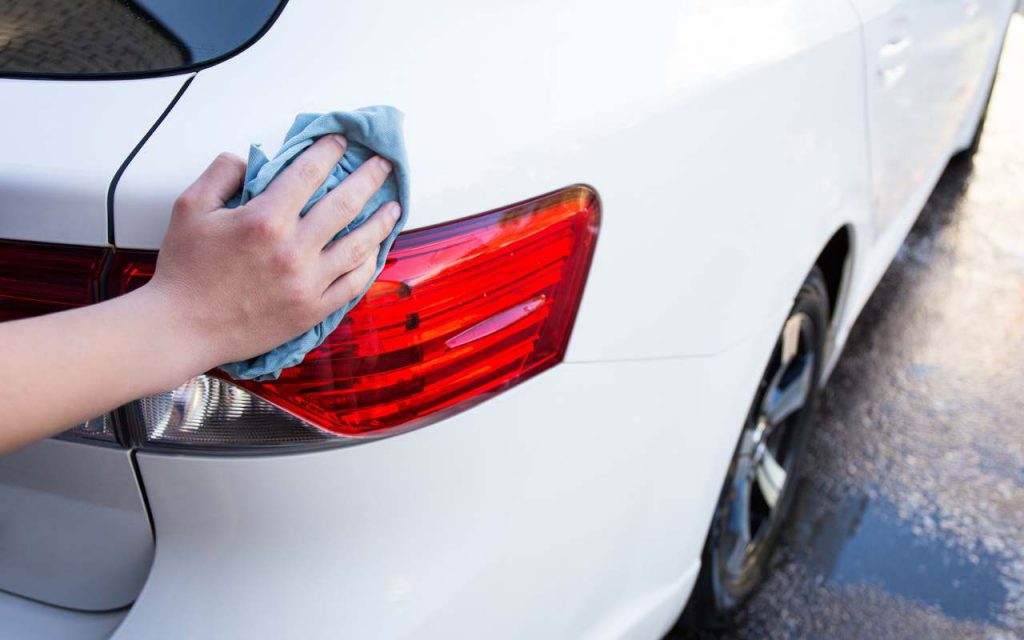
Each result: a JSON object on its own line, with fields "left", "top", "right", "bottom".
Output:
{"left": 114, "top": 320, "right": 778, "bottom": 639}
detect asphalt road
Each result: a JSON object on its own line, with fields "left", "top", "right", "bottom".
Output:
{"left": 669, "top": 15, "right": 1024, "bottom": 640}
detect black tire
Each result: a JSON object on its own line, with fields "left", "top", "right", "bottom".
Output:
{"left": 681, "top": 267, "right": 830, "bottom": 630}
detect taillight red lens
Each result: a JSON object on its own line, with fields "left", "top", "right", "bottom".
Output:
{"left": 4, "top": 186, "right": 599, "bottom": 446}
{"left": 0, "top": 240, "right": 115, "bottom": 442}
{"left": 229, "top": 185, "right": 600, "bottom": 436}
{"left": 108, "top": 249, "right": 157, "bottom": 296}
{"left": 0, "top": 240, "right": 107, "bottom": 322}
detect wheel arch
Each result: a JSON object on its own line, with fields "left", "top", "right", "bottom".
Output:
{"left": 814, "top": 224, "right": 854, "bottom": 323}
{"left": 811, "top": 223, "right": 856, "bottom": 380}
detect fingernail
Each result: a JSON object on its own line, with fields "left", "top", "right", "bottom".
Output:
{"left": 330, "top": 134, "right": 347, "bottom": 149}
{"left": 377, "top": 157, "right": 392, "bottom": 173}
{"left": 389, "top": 203, "right": 402, "bottom": 220}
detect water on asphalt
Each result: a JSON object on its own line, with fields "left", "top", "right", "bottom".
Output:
{"left": 669, "top": 15, "right": 1024, "bottom": 640}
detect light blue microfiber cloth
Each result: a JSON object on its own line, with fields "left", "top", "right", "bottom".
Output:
{"left": 219, "top": 106, "right": 410, "bottom": 381}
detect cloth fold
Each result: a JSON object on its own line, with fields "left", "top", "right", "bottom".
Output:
{"left": 219, "top": 106, "right": 410, "bottom": 381}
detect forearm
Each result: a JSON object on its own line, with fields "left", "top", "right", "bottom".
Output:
{"left": 0, "top": 285, "right": 212, "bottom": 454}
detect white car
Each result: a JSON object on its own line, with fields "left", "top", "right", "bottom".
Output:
{"left": 0, "top": 1, "right": 1015, "bottom": 638}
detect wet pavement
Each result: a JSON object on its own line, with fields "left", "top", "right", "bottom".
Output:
{"left": 669, "top": 15, "right": 1024, "bottom": 640}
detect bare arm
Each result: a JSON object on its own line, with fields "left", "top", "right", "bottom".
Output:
{"left": 0, "top": 135, "right": 399, "bottom": 454}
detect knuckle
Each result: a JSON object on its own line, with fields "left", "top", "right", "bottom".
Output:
{"left": 333, "top": 241, "right": 360, "bottom": 272}
{"left": 172, "top": 190, "right": 201, "bottom": 216}
{"left": 286, "top": 278, "right": 311, "bottom": 304}
{"left": 349, "top": 238, "right": 372, "bottom": 265}
{"left": 299, "top": 159, "right": 324, "bottom": 189}
{"left": 245, "top": 212, "right": 285, "bottom": 242}
{"left": 336, "top": 278, "right": 358, "bottom": 303}
{"left": 334, "top": 190, "right": 361, "bottom": 219}
{"left": 214, "top": 151, "right": 240, "bottom": 168}
{"left": 215, "top": 151, "right": 246, "bottom": 174}
{"left": 272, "top": 245, "right": 303, "bottom": 274}
{"left": 284, "top": 279, "right": 317, "bottom": 318}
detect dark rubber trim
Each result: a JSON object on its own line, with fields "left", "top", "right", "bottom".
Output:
{"left": 106, "top": 74, "right": 194, "bottom": 245}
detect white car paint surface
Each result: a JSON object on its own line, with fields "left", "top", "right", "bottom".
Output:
{"left": 0, "top": 76, "right": 187, "bottom": 245}
{"left": 0, "top": 0, "right": 1016, "bottom": 638}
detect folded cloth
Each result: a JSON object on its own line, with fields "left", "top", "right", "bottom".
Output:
{"left": 219, "top": 106, "right": 410, "bottom": 381}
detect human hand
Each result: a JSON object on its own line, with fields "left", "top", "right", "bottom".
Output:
{"left": 141, "top": 134, "right": 399, "bottom": 377}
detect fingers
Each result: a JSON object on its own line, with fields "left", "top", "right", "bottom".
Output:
{"left": 173, "top": 152, "right": 246, "bottom": 215}
{"left": 250, "top": 134, "right": 347, "bottom": 223}
{"left": 301, "top": 155, "right": 393, "bottom": 247}
{"left": 321, "top": 247, "right": 381, "bottom": 312}
{"left": 318, "top": 202, "right": 400, "bottom": 288}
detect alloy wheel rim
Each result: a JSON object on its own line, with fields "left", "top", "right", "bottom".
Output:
{"left": 718, "top": 312, "right": 817, "bottom": 582}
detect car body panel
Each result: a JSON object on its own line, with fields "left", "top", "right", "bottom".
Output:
{"left": 850, "top": 0, "right": 1009, "bottom": 234}
{"left": 118, "top": 316, "right": 782, "bottom": 639}
{"left": 0, "top": 439, "right": 153, "bottom": 611}
{"left": 113, "top": 0, "right": 868, "bottom": 362}
{"left": 0, "top": 589, "right": 127, "bottom": 640}
{"left": 0, "top": 75, "right": 188, "bottom": 245}
{"left": 831, "top": 0, "right": 1016, "bottom": 369}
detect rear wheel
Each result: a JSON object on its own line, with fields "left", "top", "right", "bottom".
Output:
{"left": 684, "top": 267, "right": 829, "bottom": 628}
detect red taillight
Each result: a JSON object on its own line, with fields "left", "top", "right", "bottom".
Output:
{"left": 108, "top": 250, "right": 157, "bottom": 296}
{"left": 229, "top": 186, "right": 600, "bottom": 437}
{"left": 0, "top": 240, "right": 107, "bottom": 322}
{"left": 0, "top": 240, "right": 115, "bottom": 442}
{"left": 2, "top": 186, "right": 599, "bottom": 446}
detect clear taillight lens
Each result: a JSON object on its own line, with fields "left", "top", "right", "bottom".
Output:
{"left": 125, "top": 376, "right": 336, "bottom": 452}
